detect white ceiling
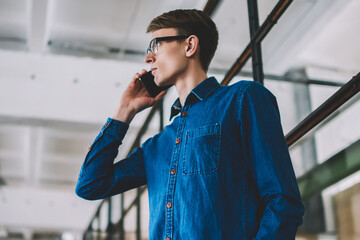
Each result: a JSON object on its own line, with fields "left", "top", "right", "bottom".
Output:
{"left": 0, "top": 0, "right": 359, "bottom": 234}
{"left": 1, "top": 0, "right": 358, "bottom": 73}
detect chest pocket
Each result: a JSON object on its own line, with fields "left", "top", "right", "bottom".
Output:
{"left": 182, "top": 123, "right": 221, "bottom": 175}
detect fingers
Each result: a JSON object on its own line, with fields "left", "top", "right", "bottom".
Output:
{"left": 154, "top": 90, "right": 167, "bottom": 102}
{"left": 140, "top": 69, "right": 148, "bottom": 75}
{"left": 131, "top": 69, "right": 149, "bottom": 84}
{"left": 132, "top": 73, "right": 141, "bottom": 83}
{"left": 139, "top": 86, "right": 150, "bottom": 96}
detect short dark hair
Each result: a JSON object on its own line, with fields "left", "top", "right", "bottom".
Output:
{"left": 147, "top": 9, "right": 219, "bottom": 72}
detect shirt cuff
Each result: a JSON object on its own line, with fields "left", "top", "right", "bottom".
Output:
{"left": 101, "top": 117, "right": 130, "bottom": 140}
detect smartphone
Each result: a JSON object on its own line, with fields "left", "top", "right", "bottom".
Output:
{"left": 139, "top": 71, "right": 171, "bottom": 97}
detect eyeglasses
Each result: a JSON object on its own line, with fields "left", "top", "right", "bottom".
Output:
{"left": 146, "top": 35, "right": 189, "bottom": 55}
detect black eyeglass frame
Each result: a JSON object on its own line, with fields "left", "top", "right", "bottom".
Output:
{"left": 146, "top": 35, "right": 189, "bottom": 55}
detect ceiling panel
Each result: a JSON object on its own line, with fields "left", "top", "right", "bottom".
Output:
{"left": 0, "top": 0, "right": 27, "bottom": 49}
{"left": 48, "top": 0, "right": 138, "bottom": 47}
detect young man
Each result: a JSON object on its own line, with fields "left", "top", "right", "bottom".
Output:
{"left": 76, "top": 9, "right": 304, "bottom": 239}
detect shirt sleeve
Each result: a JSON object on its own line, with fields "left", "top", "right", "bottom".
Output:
{"left": 75, "top": 118, "right": 146, "bottom": 200}
{"left": 239, "top": 82, "right": 305, "bottom": 239}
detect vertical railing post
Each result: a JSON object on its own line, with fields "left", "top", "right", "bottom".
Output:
{"left": 159, "top": 99, "right": 164, "bottom": 131}
{"left": 135, "top": 137, "right": 141, "bottom": 240}
{"left": 247, "top": 0, "right": 264, "bottom": 84}
{"left": 120, "top": 194, "right": 125, "bottom": 240}
{"left": 96, "top": 212, "right": 101, "bottom": 240}
{"left": 106, "top": 198, "right": 113, "bottom": 239}
{"left": 136, "top": 187, "right": 141, "bottom": 240}
{"left": 286, "top": 68, "right": 324, "bottom": 233}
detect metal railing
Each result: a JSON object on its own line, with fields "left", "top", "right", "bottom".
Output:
{"left": 221, "top": 0, "right": 293, "bottom": 86}
{"left": 286, "top": 73, "right": 360, "bottom": 147}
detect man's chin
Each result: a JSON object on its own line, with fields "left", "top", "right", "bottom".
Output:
{"left": 154, "top": 78, "right": 161, "bottom": 87}
{"left": 155, "top": 78, "right": 166, "bottom": 87}
{"left": 155, "top": 75, "right": 173, "bottom": 87}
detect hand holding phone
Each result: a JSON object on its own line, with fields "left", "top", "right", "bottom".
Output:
{"left": 139, "top": 71, "right": 171, "bottom": 97}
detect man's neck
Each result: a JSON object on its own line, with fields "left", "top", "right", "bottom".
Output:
{"left": 174, "top": 70, "right": 208, "bottom": 107}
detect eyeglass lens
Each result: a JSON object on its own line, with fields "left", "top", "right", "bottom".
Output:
{"left": 147, "top": 39, "right": 157, "bottom": 55}
{"left": 151, "top": 39, "right": 157, "bottom": 54}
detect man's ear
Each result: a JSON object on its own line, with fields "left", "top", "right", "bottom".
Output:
{"left": 185, "top": 35, "right": 199, "bottom": 57}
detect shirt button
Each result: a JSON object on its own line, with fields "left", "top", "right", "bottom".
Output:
{"left": 182, "top": 111, "right": 187, "bottom": 117}
{"left": 104, "top": 123, "right": 108, "bottom": 127}
{"left": 88, "top": 147, "right": 91, "bottom": 151}
{"left": 170, "top": 169, "right": 176, "bottom": 175}
{"left": 175, "top": 138, "right": 181, "bottom": 144}
{"left": 167, "top": 202, "right": 172, "bottom": 208}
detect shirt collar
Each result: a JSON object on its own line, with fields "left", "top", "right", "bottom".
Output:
{"left": 170, "top": 77, "right": 220, "bottom": 120}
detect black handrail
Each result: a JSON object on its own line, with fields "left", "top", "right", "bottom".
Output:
{"left": 126, "top": 101, "right": 162, "bottom": 155}
{"left": 286, "top": 72, "right": 360, "bottom": 147}
{"left": 221, "top": 0, "right": 293, "bottom": 86}
{"left": 203, "top": 0, "right": 222, "bottom": 16}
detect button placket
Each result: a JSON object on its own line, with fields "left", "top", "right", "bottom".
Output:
{"left": 165, "top": 107, "right": 188, "bottom": 239}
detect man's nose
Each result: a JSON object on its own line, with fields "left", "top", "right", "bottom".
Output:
{"left": 144, "top": 52, "right": 154, "bottom": 63}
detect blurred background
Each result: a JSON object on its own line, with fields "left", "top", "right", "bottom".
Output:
{"left": 0, "top": 0, "right": 359, "bottom": 239}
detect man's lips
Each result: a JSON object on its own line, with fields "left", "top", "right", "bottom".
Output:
{"left": 150, "top": 67, "right": 157, "bottom": 73}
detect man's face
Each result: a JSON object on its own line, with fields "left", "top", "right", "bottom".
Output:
{"left": 144, "top": 28, "right": 188, "bottom": 87}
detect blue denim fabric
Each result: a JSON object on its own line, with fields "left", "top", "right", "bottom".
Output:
{"left": 76, "top": 77, "right": 304, "bottom": 239}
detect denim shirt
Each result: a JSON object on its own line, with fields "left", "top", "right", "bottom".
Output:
{"left": 76, "top": 77, "right": 304, "bottom": 239}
